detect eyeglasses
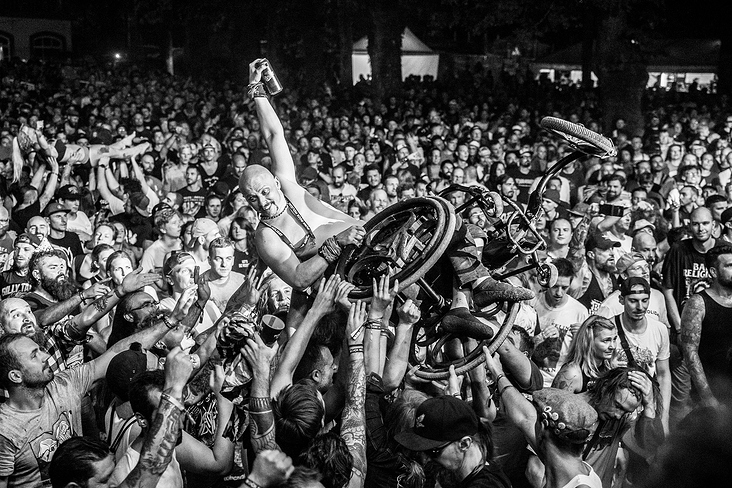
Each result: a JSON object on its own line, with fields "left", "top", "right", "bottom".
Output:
{"left": 127, "top": 299, "right": 159, "bottom": 313}
{"left": 426, "top": 442, "right": 452, "bottom": 458}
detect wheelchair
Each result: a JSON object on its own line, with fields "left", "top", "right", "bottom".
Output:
{"left": 335, "top": 117, "right": 617, "bottom": 379}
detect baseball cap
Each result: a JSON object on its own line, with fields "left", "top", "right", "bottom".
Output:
{"left": 585, "top": 233, "right": 621, "bottom": 251}
{"left": 163, "top": 251, "right": 195, "bottom": 277}
{"left": 543, "top": 188, "right": 561, "bottom": 205}
{"left": 519, "top": 147, "right": 533, "bottom": 157}
{"left": 191, "top": 218, "right": 220, "bottom": 239}
{"left": 105, "top": 343, "right": 148, "bottom": 402}
{"left": 129, "top": 192, "right": 151, "bottom": 217}
{"left": 631, "top": 219, "right": 655, "bottom": 235}
{"left": 722, "top": 207, "right": 732, "bottom": 225}
{"left": 44, "top": 202, "right": 71, "bottom": 217}
{"left": 532, "top": 388, "right": 598, "bottom": 444}
{"left": 616, "top": 252, "right": 647, "bottom": 275}
{"left": 15, "top": 233, "right": 41, "bottom": 248}
{"left": 468, "top": 140, "right": 480, "bottom": 149}
{"left": 300, "top": 167, "right": 319, "bottom": 181}
{"left": 394, "top": 395, "right": 480, "bottom": 451}
{"left": 619, "top": 276, "right": 651, "bottom": 296}
{"left": 57, "top": 185, "right": 82, "bottom": 200}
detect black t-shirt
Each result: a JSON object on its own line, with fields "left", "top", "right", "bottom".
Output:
{"left": 13, "top": 200, "right": 41, "bottom": 231}
{"left": 49, "top": 232, "right": 84, "bottom": 260}
{"left": 232, "top": 249, "right": 253, "bottom": 275}
{"left": 662, "top": 238, "right": 709, "bottom": 309}
{"left": 0, "top": 270, "right": 32, "bottom": 299}
{"left": 199, "top": 161, "right": 228, "bottom": 192}
{"left": 506, "top": 167, "right": 540, "bottom": 204}
{"left": 179, "top": 186, "right": 207, "bottom": 218}
{"left": 23, "top": 290, "right": 56, "bottom": 312}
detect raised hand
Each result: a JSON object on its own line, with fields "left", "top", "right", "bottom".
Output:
{"left": 164, "top": 346, "right": 195, "bottom": 394}
{"left": 172, "top": 285, "right": 198, "bottom": 322}
{"left": 241, "top": 266, "right": 267, "bottom": 307}
{"left": 445, "top": 365, "right": 463, "bottom": 398}
{"left": 482, "top": 345, "right": 505, "bottom": 380}
{"left": 335, "top": 280, "right": 356, "bottom": 311}
{"left": 370, "top": 274, "right": 398, "bottom": 318}
{"left": 311, "top": 274, "right": 341, "bottom": 315}
{"left": 120, "top": 267, "right": 160, "bottom": 294}
{"left": 249, "top": 59, "right": 267, "bottom": 85}
{"left": 396, "top": 298, "right": 421, "bottom": 326}
{"left": 241, "top": 333, "right": 278, "bottom": 377}
{"left": 347, "top": 301, "right": 368, "bottom": 345}
{"left": 86, "top": 279, "right": 112, "bottom": 299}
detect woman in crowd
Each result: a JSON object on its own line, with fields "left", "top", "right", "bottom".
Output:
{"left": 552, "top": 315, "right": 618, "bottom": 393}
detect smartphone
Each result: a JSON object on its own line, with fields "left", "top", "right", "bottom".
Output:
{"left": 36, "top": 120, "right": 44, "bottom": 131}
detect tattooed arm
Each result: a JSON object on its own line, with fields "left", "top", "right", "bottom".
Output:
{"left": 342, "top": 302, "right": 368, "bottom": 488}
{"left": 680, "top": 294, "right": 717, "bottom": 407}
{"left": 241, "top": 335, "right": 280, "bottom": 454}
{"left": 119, "top": 348, "right": 193, "bottom": 488}
{"left": 551, "top": 363, "right": 583, "bottom": 393}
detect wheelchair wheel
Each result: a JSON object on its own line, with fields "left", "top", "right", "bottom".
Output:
{"left": 410, "top": 301, "right": 520, "bottom": 380}
{"left": 336, "top": 197, "right": 457, "bottom": 300}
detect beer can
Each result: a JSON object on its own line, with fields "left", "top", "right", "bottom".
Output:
{"left": 258, "top": 59, "right": 283, "bottom": 96}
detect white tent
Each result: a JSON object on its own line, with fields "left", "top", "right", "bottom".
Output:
{"left": 352, "top": 27, "right": 439, "bottom": 84}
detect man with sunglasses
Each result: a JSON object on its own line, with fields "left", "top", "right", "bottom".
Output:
{"left": 395, "top": 395, "right": 510, "bottom": 488}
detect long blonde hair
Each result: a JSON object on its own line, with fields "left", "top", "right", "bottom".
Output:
{"left": 564, "top": 315, "right": 617, "bottom": 379}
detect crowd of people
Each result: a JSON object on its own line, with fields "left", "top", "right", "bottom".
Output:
{"left": 0, "top": 53, "right": 730, "bottom": 488}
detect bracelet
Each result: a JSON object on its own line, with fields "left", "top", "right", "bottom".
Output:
{"left": 365, "top": 318, "right": 382, "bottom": 330}
{"left": 348, "top": 345, "right": 364, "bottom": 355}
{"left": 161, "top": 392, "right": 186, "bottom": 412}
{"left": 451, "top": 392, "right": 461, "bottom": 398}
{"left": 163, "top": 316, "right": 179, "bottom": 330}
{"left": 114, "top": 287, "right": 124, "bottom": 299}
{"left": 50, "top": 172, "right": 59, "bottom": 176}
{"left": 247, "top": 82, "right": 267, "bottom": 99}
{"left": 493, "top": 373, "right": 505, "bottom": 385}
{"left": 317, "top": 236, "right": 342, "bottom": 264}
{"left": 242, "top": 477, "right": 263, "bottom": 488}
{"left": 78, "top": 290, "right": 86, "bottom": 303}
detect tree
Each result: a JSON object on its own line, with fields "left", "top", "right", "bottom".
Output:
{"left": 367, "top": 0, "right": 405, "bottom": 106}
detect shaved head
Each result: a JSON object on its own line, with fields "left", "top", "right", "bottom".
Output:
{"left": 239, "top": 165, "right": 284, "bottom": 219}
{"left": 691, "top": 206, "right": 712, "bottom": 221}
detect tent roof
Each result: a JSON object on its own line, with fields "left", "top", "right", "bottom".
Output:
{"left": 532, "top": 38, "right": 720, "bottom": 72}
{"left": 353, "top": 27, "right": 435, "bottom": 55}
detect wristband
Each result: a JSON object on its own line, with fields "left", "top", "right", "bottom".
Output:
{"left": 317, "top": 236, "right": 342, "bottom": 264}
{"left": 78, "top": 290, "right": 86, "bottom": 303}
{"left": 492, "top": 373, "right": 505, "bottom": 385}
{"left": 365, "top": 318, "right": 382, "bottom": 330}
{"left": 348, "top": 345, "right": 364, "bottom": 355}
{"left": 160, "top": 392, "right": 186, "bottom": 412}
{"left": 242, "top": 477, "right": 263, "bottom": 488}
{"left": 163, "top": 316, "right": 179, "bottom": 330}
{"left": 114, "top": 287, "right": 124, "bottom": 299}
{"left": 247, "top": 82, "right": 267, "bottom": 99}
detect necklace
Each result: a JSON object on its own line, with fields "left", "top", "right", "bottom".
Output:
{"left": 260, "top": 202, "right": 287, "bottom": 221}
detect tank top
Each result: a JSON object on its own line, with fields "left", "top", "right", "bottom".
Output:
{"left": 698, "top": 290, "right": 732, "bottom": 394}
{"left": 260, "top": 197, "right": 317, "bottom": 260}
{"left": 560, "top": 462, "right": 603, "bottom": 488}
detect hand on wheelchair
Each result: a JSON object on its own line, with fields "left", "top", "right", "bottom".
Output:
{"left": 397, "top": 298, "right": 421, "bottom": 327}
{"left": 370, "top": 273, "right": 399, "bottom": 319}
{"left": 336, "top": 225, "right": 366, "bottom": 248}
{"left": 312, "top": 274, "right": 342, "bottom": 316}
